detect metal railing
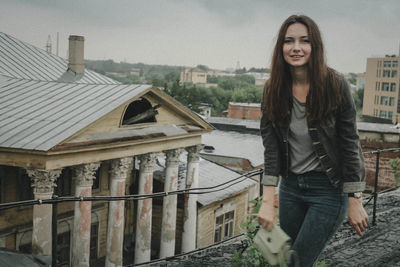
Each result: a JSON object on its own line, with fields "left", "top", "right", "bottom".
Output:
{"left": 361, "top": 148, "right": 400, "bottom": 225}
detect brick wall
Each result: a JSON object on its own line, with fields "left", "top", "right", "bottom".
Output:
{"left": 362, "top": 140, "right": 399, "bottom": 191}
{"left": 227, "top": 104, "right": 261, "bottom": 120}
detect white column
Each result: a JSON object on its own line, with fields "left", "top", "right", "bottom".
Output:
{"left": 105, "top": 157, "right": 133, "bottom": 267}
{"left": 26, "top": 168, "right": 62, "bottom": 256}
{"left": 159, "top": 149, "right": 183, "bottom": 258}
{"left": 181, "top": 145, "right": 203, "bottom": 253}
{"left": 134, "top": 153, "right": 156, "bottom": 264}
{"left": 71, "top": 163, "right": 100, "bottom": 267}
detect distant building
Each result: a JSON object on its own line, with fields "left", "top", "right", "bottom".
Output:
{"left": 105, "top": 67, "right": 140, "bottom": 78}
{"left": 363, "top": 55, "right": 399, "bottom": 123}
{"left": 245, "top": 72, "right": 269, "bottom": 87}
{"left": 130, "top": 68, "right": 141, "bottom": 76}
{"left": 180, "top": 67, "right": 207, "bottom": 85}
{"left": 198, "top": 103, "right": 212, "bottom": 118}
{"left": 227, "top": 102, "right": 261, "bottom": 120}
{"left": 201, "top": 129, "right": 263, "bottom": 172}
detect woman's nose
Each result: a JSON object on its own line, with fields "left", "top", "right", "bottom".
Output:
{"left": 293, "top": 41, "right": 300, "bottom": 51}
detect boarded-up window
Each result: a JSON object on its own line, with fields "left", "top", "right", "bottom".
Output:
{"left": 57, "top": 168, "right": 72, "bottom": 196}
{"left": 122, "top": 98, "right": 158, "bottom": 125}
{"left": 18, "top": 168, "right": 33, "bottom": 201}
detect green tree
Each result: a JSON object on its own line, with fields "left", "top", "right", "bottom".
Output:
{"left": 146, "top": 73, "right": 165, "bottom": 87}
{"left": 218, "top": 77, "right": 236, "bottom": 90}
{"left": 248, "top": 67, "right": 269, "bottom": 73}
{"left": 348, "top": 73, "right": 357, "bottom": 85}
{"left": 106, "top": 74, "right": 141, "bottom": 84}
{"left": 207, "top": 75, "right": 218, "bottom": 83}
{"left": 236, "top": 74, "right": 255, "bottom": 86}
{"left": 165, "top": 71, "right": 180, "bottom": 82}
{"left": 196, "top": 64, "right": 209, "bottom": 71}
{"left": 352, "top": 87, "right": 364, "bottom": 111}
{"left": 235, "top": 67, "right": 247, "bottom": 74}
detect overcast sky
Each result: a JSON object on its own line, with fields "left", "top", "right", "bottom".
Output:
{"left": 1, "top": 0, "right": 400, "bottom": 73}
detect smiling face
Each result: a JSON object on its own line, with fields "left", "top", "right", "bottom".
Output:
{"left": 283, "top": 23, "right": 311, "bottom": 67}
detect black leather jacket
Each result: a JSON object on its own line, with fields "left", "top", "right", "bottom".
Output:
{"left": 260, "top": 77, "right": 365, "bottom": 193}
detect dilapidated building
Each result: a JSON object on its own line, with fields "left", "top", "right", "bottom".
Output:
{"left": 0, "top": 32, "right": 215, "bottom": 265}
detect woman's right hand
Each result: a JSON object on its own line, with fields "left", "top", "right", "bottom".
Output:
{"left": 257, "top": 186, "right": 277, "bottom": 231}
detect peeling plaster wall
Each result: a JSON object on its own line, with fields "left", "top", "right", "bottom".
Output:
{"left": 197, "top": 190, "right": 253, "bottom": 249}
{"left": 0, "top": 164, "right": 111, "bottom": 261}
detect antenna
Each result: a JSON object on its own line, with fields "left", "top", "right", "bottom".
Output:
{"left": 236, "top": 61, "right": 241, "bottom": 70}
{"left": 46, "top": 35, "right": 52, "bottom": 53}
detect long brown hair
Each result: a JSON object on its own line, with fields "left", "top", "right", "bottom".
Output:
{"left": 262, "top": 15, "right": 341, "bottom": 125}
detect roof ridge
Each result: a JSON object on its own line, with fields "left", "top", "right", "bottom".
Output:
{"left": 0, "top": 31, "right": 68, "bottom": 62}
{"left": 0, "top": 32, "right": 119, "bottom": 84}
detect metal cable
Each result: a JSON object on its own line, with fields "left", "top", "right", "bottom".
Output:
{"left": 0, "top": 169, "right": 263, "bottom": 210}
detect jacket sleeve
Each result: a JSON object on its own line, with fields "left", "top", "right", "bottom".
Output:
{"left": 336, "top": 78, "right": 366, "bottom": 193}
{"left": 260, "top": 114, "right": 281, "bottom": 186}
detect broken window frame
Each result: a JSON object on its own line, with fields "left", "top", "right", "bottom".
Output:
{"left": 214, "top": 210, "right": 235, "bottom": 242}
{"left": 121, "top": 97, "right": 159, "bottom": 127}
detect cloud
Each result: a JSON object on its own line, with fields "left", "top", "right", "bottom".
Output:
{"left": 1, "top": 0, "right": 400, "bottom": 72}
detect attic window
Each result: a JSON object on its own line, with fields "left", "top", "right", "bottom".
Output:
{"left": 122, "top": 97, "right": 160, "bottom": 125}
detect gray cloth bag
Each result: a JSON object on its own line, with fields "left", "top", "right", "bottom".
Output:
{"left": 253, "top": 225, "right": 295, "bottom": 267}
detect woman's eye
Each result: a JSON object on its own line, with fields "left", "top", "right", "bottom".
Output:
{"left": 284, "top": 39, "right": 292, "bottom": 43}
{"left": 302, "top": 39, "right": 310, "bottom": 43}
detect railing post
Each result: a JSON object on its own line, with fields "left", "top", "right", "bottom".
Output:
{"left": 373, "top": 150, "right": 380, "bottom": 226}
{"left": 52, "top": 195, "right": 58, "bottom": 267}
{"left": 259, "top": 171, "right": 263, "bottom": 197}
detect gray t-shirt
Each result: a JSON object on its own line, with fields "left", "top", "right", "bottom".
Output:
{"left": 288, "top": 97, "right": 322, "bottom": 174}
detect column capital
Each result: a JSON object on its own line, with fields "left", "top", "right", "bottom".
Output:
{"left": 74, "top": 163, "right": 100, "bottom": 187}
{"left": 138, "top": 153, "right": 156, "bottom": 173}
{"left": 110, "top": 157, "right": 133, "bottom": 179}
{"left": 164, "top": 148, "right": 183, "bottom": 165}
{"left": 186, "top": 145, "right": 204, "bottom": 163}
{"left": 26, "top": 168, "right": 62, "bottom": 195}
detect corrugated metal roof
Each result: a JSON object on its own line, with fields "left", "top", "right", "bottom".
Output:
{"left": 207, "top": 116, "right": 260, "bottom": 131}
{"left": 196, "top": 158, "right": 257, "bottom": 205}
{"left": 0, "top": 76, "right": 152, "bottom": 151}
{"left": 201, "top": 130, "right": 263, "bottom": 167}
{"left": 0, "top": 32, "right": 118, "bottom": 84}
{"left": 154, "top": 155, "right": 257, "bottom": 206}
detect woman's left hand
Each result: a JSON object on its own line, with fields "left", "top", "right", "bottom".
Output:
{"left": 347, "top": 197, "right": 369, "bottom": 236}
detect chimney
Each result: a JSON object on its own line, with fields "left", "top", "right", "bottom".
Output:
{"left": 68, "top": 35, "right": 85, "bottom": 74}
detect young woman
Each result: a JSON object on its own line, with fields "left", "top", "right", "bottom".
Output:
{"left": 257, "top": 15, "right": 369, "bottom": 267}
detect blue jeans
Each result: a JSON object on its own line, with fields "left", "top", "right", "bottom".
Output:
{"left": 279, "top": 171, "right": 348, "bottom": 267}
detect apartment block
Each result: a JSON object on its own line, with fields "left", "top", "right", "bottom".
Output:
{"left": 363, "top": 55, "right": 399, "bottom": 123}
{"left": 180, "top": 67, "right": 207, "bottom": 85}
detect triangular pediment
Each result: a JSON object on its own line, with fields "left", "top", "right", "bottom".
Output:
{"left": 56, "top": 87, "right": 212, "bottom": 150}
